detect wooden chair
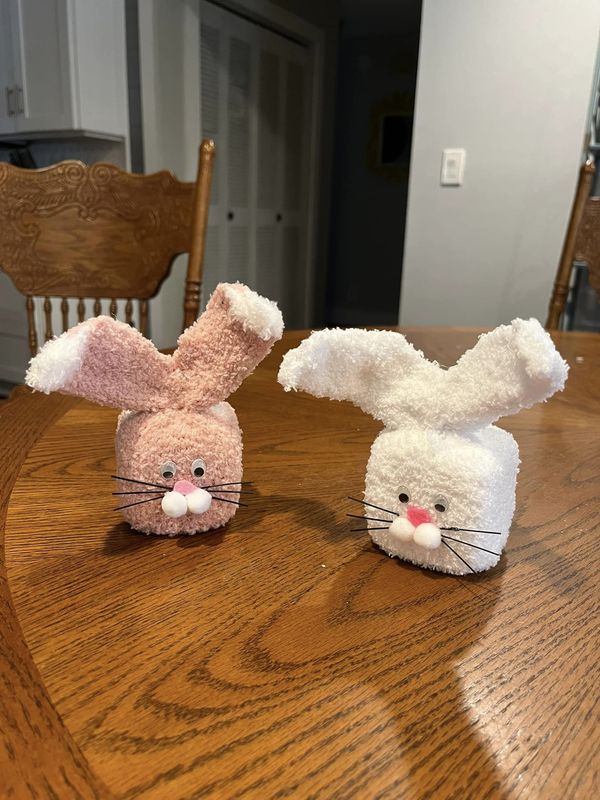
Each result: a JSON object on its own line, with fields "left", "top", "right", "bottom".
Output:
{"left": 546, "top": 158, "right": 600, "bottom": 329}
{"left": 0, "top": 140, "right": 215, "bottom": 355}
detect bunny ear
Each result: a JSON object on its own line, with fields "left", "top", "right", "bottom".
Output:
{"left": 25, "top": 316, "right": 172, "bottom": 411}
{"left": 278, "top": 328, "right": 434, "bottom": 423}
{"left": 443, "top": 318, "right": 568, "bottom": 430}
{"left": 170, "top": 282, "right": 284, "bottom": 407}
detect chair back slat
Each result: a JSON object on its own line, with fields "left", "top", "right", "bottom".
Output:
{"left": 125, "top": 299, "right": 133, "bottom": 325}
{"left": 93, "top": 298, "right": 101, "bottom": 316}
{"left": 43, "top": 297, "right": 53, "bottom": 341}
{"left": 77, "top": 298, "right": 85, "bottom": 323}
{"left": 139, "top": 299, "right": 148, "bottom": 336}
{"left": 61, "top": 298, "right": 69, "bottom": 332}
{"left": 109, "top": 299, "right": 117, "bottom": 318}
{"left": 25, "top": 296, "right": 38, "bottom": 355}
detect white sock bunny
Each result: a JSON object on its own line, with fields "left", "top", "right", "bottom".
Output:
{"left": 278, "top": 320, "right": 568, "bottom": 574}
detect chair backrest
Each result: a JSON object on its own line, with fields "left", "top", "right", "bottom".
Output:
{"left": 0, "top": 140, "right": 215, "bottom": 354}
{"left": 547, "top": 158, "right": 600, "bottom": 329}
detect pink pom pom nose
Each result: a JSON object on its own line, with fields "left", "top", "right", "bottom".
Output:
{"left": 174, "top": 480, "right": 198, "bottom": 496}
{"left": 407, "top": 505, "right": 432, "bottom": 526}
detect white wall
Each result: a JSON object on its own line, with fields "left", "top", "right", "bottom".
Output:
{"left": 400, "top": 0, "right": 600, "bottom": 326}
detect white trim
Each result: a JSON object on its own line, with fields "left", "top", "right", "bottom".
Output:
{"left": 210, "top": 0, "right": 321, "bottom": 42}
{"left": 222, "top": 283, "right": 284, "bottom": 339}
{"left": 25, "top": 325, "right": 90, "bottom": 393}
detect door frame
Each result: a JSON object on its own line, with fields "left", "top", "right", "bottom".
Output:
{"left": 138, "top": 0, "right": 324, "bottom": 329}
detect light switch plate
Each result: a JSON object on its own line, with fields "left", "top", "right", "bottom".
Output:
{"left": 441, "top": 148, "right": 466, "bottom": 186}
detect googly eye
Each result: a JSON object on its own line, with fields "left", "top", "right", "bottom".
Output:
{"left": 160, "top": 461, "right": 177, "bottom": 479}
{"left": 433, "top": 495, "right": 449, "bottom": 513}
{"left": 191, "top": 458, "right": 206, "bottom": 478}
{"left": 398, "top": 487, "right": 410, "bottom": 504}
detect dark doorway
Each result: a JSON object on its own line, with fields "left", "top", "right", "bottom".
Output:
{"left": 326, "top": 0, "right": 422, "bottom": 326}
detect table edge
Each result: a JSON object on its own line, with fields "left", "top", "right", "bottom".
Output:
{"left": 0, "top": 389, "right": 111, "bottom": 799}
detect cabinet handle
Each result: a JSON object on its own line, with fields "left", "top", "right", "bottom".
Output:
{"left": 5, "top": 86, "right": 15, "bottom": 116}
{"left": 16, "top": 85, "right": 24, "bottom": 115}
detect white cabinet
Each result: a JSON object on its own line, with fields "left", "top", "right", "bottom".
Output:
{"left": 0, "top": 0, "right": 128, "bottom": 140}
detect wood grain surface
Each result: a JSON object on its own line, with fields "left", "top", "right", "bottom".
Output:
{"left": 1, "top": 329, "right": 598, "bottom": 799}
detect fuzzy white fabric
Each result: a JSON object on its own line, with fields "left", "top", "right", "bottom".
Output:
{"left": 25, "top": 325, "right": 90, "bottom": 393}
{"left": 278, "top": 318, "right": 568, "bottom": 575}
{"left": 208, "top": 402, "right": 237, "bottom": 424}
{"left": 186, "top": 488, "right": 212, "bottom": 514}
{"left": 278, "top": 319, "right": 568, "bottom": 431}
{"left": 365, "top": 427, "right": 519, "bottom": 573}
{"left": 162, "top": 487, "right": 212, "bottom": 517}
{"left": 223, "top": 283, "right": 284, "bottom": 341}
{"left": 162, "top": 491, "right": 188, "bottom": 518}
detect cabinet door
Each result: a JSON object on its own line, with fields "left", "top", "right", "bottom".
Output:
{"left": 12, "top": 0, "right": 73, "bottom": 133}
{"left": 0, "top": 1, "right": 17, "bottom": 134}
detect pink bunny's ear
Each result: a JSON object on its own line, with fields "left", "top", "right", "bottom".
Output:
{"left": 171, "top": 283, "right": 284, "bottom": 407}
{"left": 25, "top": 316, "right": 172, "bottom": 411}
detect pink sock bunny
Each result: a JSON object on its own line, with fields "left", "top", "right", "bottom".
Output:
{"left": 26, "top": 283, "right": 284, "bottom": 535}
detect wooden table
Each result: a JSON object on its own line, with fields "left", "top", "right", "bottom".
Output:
{"left": 1, "top": 329, "right": 598, "bottom": 799}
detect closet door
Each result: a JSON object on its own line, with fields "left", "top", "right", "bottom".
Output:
{"left": 199, "top": 1, "right": 309, "bottom": 326}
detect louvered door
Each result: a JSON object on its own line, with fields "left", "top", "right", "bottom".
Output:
{"left": 200, "top": 1, "right": 309, "bottom": 327}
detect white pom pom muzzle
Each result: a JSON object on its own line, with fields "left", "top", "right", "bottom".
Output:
{"left": 162, "top": 491, "right": 188, "bottom": 518}
{"left": 389, "top": 516, "right": 441, "bottom": 550}
{"left": 161, "top": 488, "right": 213, "bottom": 518}
{"left": 186, "top": 488, "right": 212, "bottom": 514}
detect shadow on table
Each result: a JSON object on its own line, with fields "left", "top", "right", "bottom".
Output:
{"left": 102, "top": 521, "right": 228, "bottom": 555}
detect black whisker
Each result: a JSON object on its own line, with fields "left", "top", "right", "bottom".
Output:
{"left": 348, "top": 497, "right": 398, "bottom": 517}
{"left": 350, "top": 527, "right": 390, "bottom": 532}
{"left": 111, "top": 474, "right": 169, "bottom": 490}
{"left": 114, "top": 496, "right": 163, "bottom": 511}
{"left": 204, "top": 481, "right": 253, "bottom": 489}
{"left": 206, "top": 489, "right": 255, "bottom": 495}
{"left": 112, "top": 490, "right": 165, "bottom": 496}
{"left": 442, "top": 540, "right": 475, "bottom": 573}
{"left": 440, "top": 526, "right": 502, "bottom": 535}
{"left": 210, "top": 495, "right": 247, "bottom": 507}
{"left": 347, "top": 513, "right": 394, "bottom": 523}
{"left": 441, "top": 535, "right": 500, "bottom": 557}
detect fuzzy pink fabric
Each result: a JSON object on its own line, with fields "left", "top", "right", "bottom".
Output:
{"left": 116, "top": 404, "right": 242, "bottom": 535}
{"left": 64, "top": 318, "right": 172, "bottom": 410}
{"left": 171, "top": 286, "right": 279, "bottom": 408}
{"left": 35, "top": 283, "right": 281, "bottom": 412}
{"left": 26, "top": 282, "right": 283, "bottom": 536}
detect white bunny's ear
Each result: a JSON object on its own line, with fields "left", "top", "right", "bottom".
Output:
{"left": 443, "top": 318, "right": 568, "bottom": 430}
{"left": 278, "top": 328, "right": 434, "bottom": 424}
{"left": 26, "top": 316, "right": 173, "bottom": 411}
